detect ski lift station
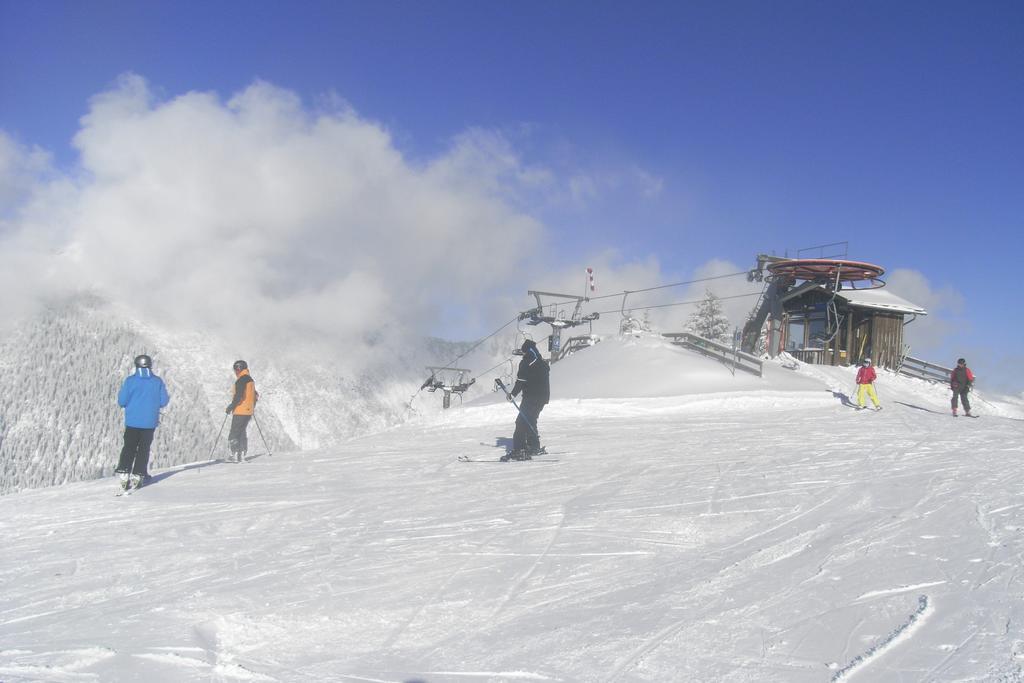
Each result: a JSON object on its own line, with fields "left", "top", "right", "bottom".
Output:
{"left": 741, "top": 253, "right": 928, "bottom": 370}
{"left": 507, "top": 251, "right": 934, "bottom": 378}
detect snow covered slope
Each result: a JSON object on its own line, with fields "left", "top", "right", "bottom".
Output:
{"left": 1, "top": 335, "right": 1023, "bottom": 682}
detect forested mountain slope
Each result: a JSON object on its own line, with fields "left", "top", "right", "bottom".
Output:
{"left": 0, "top": 298, "right": 490, "bottom": 494}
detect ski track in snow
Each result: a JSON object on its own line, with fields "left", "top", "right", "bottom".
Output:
{"left": 831, "top": 595, "right": 934, "bottom": 680}
{"left": 1, "top": 349, "right": 1024, "bottom": 682}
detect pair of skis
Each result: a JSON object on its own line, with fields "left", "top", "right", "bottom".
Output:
{"left": 458, "top": 447, "right": 558, "bottom": 464}
{"left": 457, "top": 457, "right": 559, "bottom": 463}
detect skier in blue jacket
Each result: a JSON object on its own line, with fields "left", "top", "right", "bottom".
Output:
{"left": 115, "top": 354, "right": 170, "bottom": 490}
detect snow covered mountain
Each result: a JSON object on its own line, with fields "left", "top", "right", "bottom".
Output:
{"left": 2, "top": 335, "right": 1023, "bottom": 681}
{"left": 0, "top": 297, "right": 505, "bottom": 494}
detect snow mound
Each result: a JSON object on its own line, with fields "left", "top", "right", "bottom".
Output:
{"left": 550, "top": 335, "right": 823, "bottom": 400}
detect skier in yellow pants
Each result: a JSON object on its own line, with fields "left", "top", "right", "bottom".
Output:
{"left": 855, "top": 357, "right": 882, "bottom": 410}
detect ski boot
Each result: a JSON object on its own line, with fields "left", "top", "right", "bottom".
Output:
{"left": 118, "top": 472, "right": 131, "bottom": 491}
{"left": 129, "top": 474, "right": 143, "bottom": 490}
{"left": 501, "top": 449, "right": 532, "bottom": 462}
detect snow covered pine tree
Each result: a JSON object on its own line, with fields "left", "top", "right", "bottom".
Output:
{"left": 686, "top": 289, "right": 731, "bottom": 342}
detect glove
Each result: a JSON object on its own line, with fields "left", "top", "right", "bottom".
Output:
{"left": 225, "top": 406, "right": 233, "bottom": 414}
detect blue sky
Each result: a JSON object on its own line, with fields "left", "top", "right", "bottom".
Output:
{"left": 1, "top": 1, "right": 1022, "bottom": 390}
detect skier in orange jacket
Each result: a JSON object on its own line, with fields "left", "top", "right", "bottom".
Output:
{"left": 226, "top": 360, "right": 257, "bottom": 462}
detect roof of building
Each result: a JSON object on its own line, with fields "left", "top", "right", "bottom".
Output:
{"left": 835, "top": 286, "right": 928, "bottom": 316}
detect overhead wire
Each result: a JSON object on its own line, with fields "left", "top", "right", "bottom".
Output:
{"left": 416, "top": 270, "right": 759, "bottom": 408}
{"left": 435, "top": 314, "right": 520, "bottom": 374}
{"left": 586, "top": 270, "right": 752, "bottom": 303}
{"left": 592, "top": 290, "right": 762, "bottom": 316}
{"left": 406, "top": 314, "right": 520, "bottom": 410}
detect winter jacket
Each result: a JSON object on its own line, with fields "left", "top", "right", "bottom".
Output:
{"left": 227, "top": 369, "right": 257, "bottom": 415}
{"left": 855, "top": 366, "right": 877, "bottom": 385}
{"left": 118, "top": 368, "right": 170, "bottom": 429}
{"left": 950, "top": 366, "right": 974, "bottom": 391}
{"left": 511, "top": 345, "right": 550, "bottom": 405}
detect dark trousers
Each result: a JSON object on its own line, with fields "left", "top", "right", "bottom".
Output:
{"left": 512, "top": 402, "right": 543, "bottom": 453}
{"left": 229, "top": 414, "right": 252, "bottom": 454}
{"left": 116, "top": 427, "right": 155, "bottom": 476}
{"left": 952, "top": 389, "right": 971, "bottom": 413}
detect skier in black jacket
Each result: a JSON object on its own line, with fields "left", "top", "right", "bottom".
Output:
{"left": 505, "top": 338, "right": 550, "bottom": 460}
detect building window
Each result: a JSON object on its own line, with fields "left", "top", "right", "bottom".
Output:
{"left": 786, "top": 321, "right": 805, "bottom": 351}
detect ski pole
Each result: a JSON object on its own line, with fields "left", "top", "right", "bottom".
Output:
{"left": 494, "top": 379, "right": 540, "bottom": 438}
{"left": 252, "top": 412, "right": 273, "bottom": 456}
{"left": 207, "top": 414, "right": 229, "bottom": 461}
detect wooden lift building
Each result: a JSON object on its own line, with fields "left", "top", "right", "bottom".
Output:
{"left": 741, "top": 255, "right": 928, "bottom": 370}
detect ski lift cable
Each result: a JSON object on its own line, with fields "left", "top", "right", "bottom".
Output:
{"left": 417, "top": 263, "right": 874, "bottom": 407}
{"left": 477, "top": 357, "right": 516, "bottom": 379}
{"left": 407, "top": 314, "right": 519, "bottom": 410}
{"left": 433, "top": 314, "right": 519, "bottom": 374}
{"left": 587, "top": 270, "right": 751, "bottom": 303}
{"left": 416, "top": 272, "right": 752, "bottom": 405}
{"left": 463, "top": 291, "right": 761, "bottom": 386}
{"left": 465, "top": 290, "right": 760, "bottom": 390}
{"left": 591, "top": 290, "right": 762, "bottom": 316}
{"left": 414, "top": 348, "right": 521, "bottom": 407}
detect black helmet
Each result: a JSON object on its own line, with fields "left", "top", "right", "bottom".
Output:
{"left": 232, "top": 360, "right": 248, "bottom": 372}
{"left": 134, "top": 354, "right": 152, "bottom": 369}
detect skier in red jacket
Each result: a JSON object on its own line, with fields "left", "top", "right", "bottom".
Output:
{"left": 855, "top": 358, "right": 882, "bottom": 411}
{"left": 950, "top": 358, "right": 975, "bottom": 417}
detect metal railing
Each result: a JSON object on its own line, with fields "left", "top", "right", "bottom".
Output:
{"left": 796, "top": 241, "right": 849, "bottom": 260}
{"left": 556, "top": 335, "right": 599, "bottom": 361}
{"left": 663, "top": 332, "right": 764, "bottom": 377}
{"left": 896, "top": 356, "right": 952, "bottom": 384}
{"left": 789, "top": 348, "right": 827, "bottom": 365}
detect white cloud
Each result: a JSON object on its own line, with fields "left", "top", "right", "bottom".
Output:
{"left": 564, "top": 165, "right": 664, "bottom": 209}
{"left": 0, "top": 75, "right": 550, "bottom": 364}
{"left": 0, "top": 131, "right": 53, "bottom": 221}
{"left": 884, "top": 268, "right": 966, "bottom": 358}
{"left": 0, "top": 75, "right": 682, "bottom": 371}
